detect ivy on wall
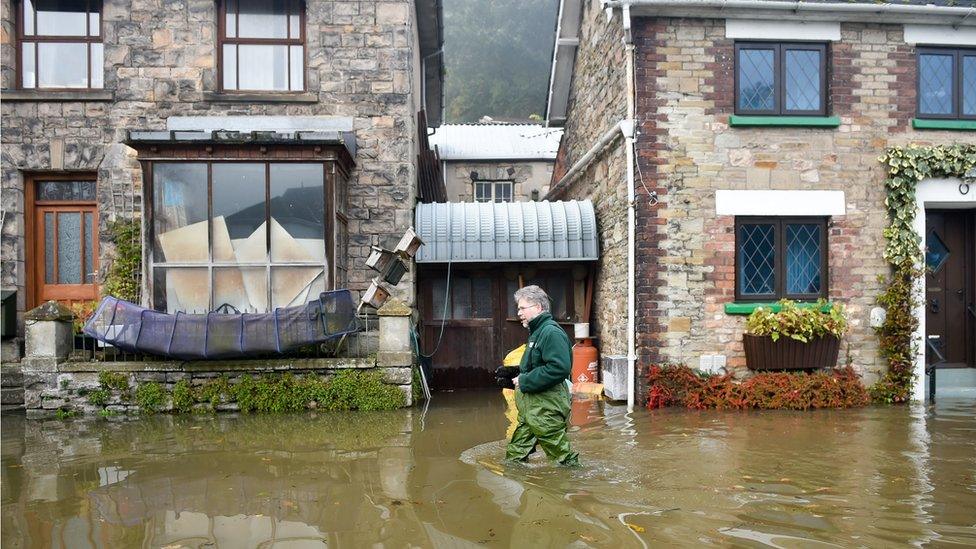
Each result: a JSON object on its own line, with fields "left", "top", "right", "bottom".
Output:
{"left": 102, "top": 218, "right": 142, "bottom": 303}
{"left": 873, "top": 144, "right": 976, "bottom": 403}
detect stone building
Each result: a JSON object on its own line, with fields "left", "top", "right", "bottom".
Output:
{"left": 0, "top": 0, "right": 444, "bottom": 337}
{"left": 546, "top": 0, "right": 975, "bottom": 403}
{"left": 428, "top": 123, "right": 561, "bottom": 203}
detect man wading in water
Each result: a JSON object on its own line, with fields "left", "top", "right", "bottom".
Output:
{"left": 501, "top": 285, "right": 580, "bottom": 466}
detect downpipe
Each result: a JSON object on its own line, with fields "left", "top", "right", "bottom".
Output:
{"left": 624, "top": 35, "right": 637, "bottom": 412}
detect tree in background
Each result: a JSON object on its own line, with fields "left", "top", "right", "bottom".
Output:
{"left": 444, "top": 0, "right": 558, "bottom": 123}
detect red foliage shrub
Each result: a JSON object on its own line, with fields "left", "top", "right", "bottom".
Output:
{"left": 645, "top": 364, "right": 870, "bottom": 410}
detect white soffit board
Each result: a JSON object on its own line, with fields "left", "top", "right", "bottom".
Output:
{"left": 715, "top": 190, "right": 846, "bottom": 216}
{"left": 904, "top": 25, "right": 976, "bottom": 46}
{"left": 725, "top": 20, "right": 841, "bottom": 41}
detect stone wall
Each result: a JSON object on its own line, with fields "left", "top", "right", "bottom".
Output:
{"left": 631, "top": 18, "right": 971, "bottom": 383}
{"left": 444, "top": 160, "right": 553, "bottom": 202}
{"left": 548, "top": 1, "right": 629, "bottom": 362}
{"left": 0, "top": 0, "right": 423, "bottom": 327}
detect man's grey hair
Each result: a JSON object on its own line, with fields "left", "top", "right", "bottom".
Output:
{"left": 514, "top": 285, "right": 551, "bottom": 313}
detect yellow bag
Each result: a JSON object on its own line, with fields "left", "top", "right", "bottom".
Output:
{"left": 503, "top": 344, "right": 526, "bottom": 367}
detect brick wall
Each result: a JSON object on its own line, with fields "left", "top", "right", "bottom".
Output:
{"left": 1, "top": 0, "right": 422, "bottom": 323}
{"left": 632, "top": 17, "right": 970, "bottom": 384}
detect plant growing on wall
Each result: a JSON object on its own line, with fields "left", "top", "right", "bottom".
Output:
{"left": 102, "top": 218, "right": 142, "bottom": 303}
{"left": 875, "top": 144, "right": 976, "bottom": 403}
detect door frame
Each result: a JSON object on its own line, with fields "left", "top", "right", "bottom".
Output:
{"left": 25, "top": 172, "right": 99, "bottom": 309}
{"left": 911, "top": 177, "right": 976, "bottom": 401}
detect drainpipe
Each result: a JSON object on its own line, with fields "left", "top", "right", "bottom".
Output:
{"left": 622, "top": 6, "right": 637, "bottom": 412}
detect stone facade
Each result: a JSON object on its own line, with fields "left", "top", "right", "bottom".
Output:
{"left": 548, "top": 2, "right": 629, "bottom": 363}
{"left": 553, "top": 10, "right": 975, "bottom": 396}
{"left": 444, "top": 160, "right": 553, "bottom": 202}
{"left": 1, "top": 0, "right": 430, "bottom": 330}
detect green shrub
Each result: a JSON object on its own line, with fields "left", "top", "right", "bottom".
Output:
{"left": 102, "top": 218, "right": 142, "bottom": 303}
{"left": 171, "top": 380, "right": 195, "bottom": 413}
{"left": 746, "top": 299, "right": 848, "bottom": 343}
{"left": 98, "top": 371, "right": 130, "bottom": 400}
{"left": 87, "top": 388, "right": 110, "bottom": 406}
{"left": 135, "top": 382, "right": 166, "bottom": 414}
{"left": 326, "top": 370, "right": 405, "bottom": 411}
{"left": 198, "top": 375, "right": 231, "bottom": 410}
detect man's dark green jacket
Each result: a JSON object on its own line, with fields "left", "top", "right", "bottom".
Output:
{"left": 518, "top": 312, "right": 572, "bottom": 393}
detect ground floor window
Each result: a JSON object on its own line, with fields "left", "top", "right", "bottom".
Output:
{"left": 735, "top": 217, "right": 828, "bottom": 301}
{"left": 149, "top": 161, "right": 329, "bottom": 313}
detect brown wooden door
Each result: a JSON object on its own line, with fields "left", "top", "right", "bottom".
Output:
{"left": 925, "top": 210, "right": 976, "bottom": 368}
{"left": 28, "top": 178, "right": 100, "bottom": 308}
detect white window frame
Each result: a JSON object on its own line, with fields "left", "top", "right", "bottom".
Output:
{"left": 473, "top": 180, "right": 514, "bottom": 203}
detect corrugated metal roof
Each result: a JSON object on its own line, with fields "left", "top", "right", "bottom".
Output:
{"left": 415, "top": 200, "right": 598, "bottom": 263}
{"left": 428, "top": 124, "right": 563, "bottom": 161}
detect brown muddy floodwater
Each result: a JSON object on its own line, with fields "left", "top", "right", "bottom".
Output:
{"left": 2, "top": 391, "right": 975, "bottom": 548}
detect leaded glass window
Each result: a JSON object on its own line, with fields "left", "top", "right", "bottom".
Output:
{"left": 918, "top": 47, "right": 976, "bottom": 120}
{"left": 735, "top": 217, "right": 828, "bottom": 301}
{"left": 735, "top": 42, "right": 827, "bottom": 116}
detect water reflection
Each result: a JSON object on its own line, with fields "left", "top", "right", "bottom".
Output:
{"left": 2, "top": 392, "right": 975, "bottom": 547}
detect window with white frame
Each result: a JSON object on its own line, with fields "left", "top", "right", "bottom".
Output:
{"left": 18, "top": 0, "right": 104, "bottom": 89}
{"left": 474, "top": 180, "right": 513, "bottom": 203}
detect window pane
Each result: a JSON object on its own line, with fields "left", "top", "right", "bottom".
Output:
{"left": 738, "top": 224, "right": 775, "bottom": 296}
{"left": 153, "top": 163, "right": 209, "bottom": 263}
{"left": 506, "top": 279, "right": 518, "bottom": 318}
{"left": 225, "top": 0, "right": 237, "bottom": 38}
{"left": 495, "top": 182, "right": 512, "bottom": 203}
{"left": 35, "top": 0, "right": 89, "bottom": 36}
{"left": 154, "top": 267, "right": 209, "bottom": 313}
{"left": 38, "top": 42, "right": 88, "bottom": 88}
{"left": 289, "top": 45, "right": 303, "bottom": 90}
{"left": 36, "top": 180, "right": 95, "bottom": 201}
{"left": 738, "top": 48, "right": 775, "bottom": 112}
{"left": 547, "top": 277, "right": 568, "bottom": 320}
{"left": 289, "top": 3, "right": 300, "bottom": 39}
{"left": 21, "top": 43, "right": 36, "bottom": 88}
{"left": 785, "top": 49, "right": 821, "bottom": 112}
{"left": 452, "top": 277, "right": 472, "bottom": 318}
{"left": 222, "top": 44, "right": 237, "bottom": 89}
{"left": 475, "top": 182, "right": 491, "bottom": 202}
{"left": 238, "top": 0, "right": 287, "bottom": 39}
{"left": 24, "top": 0, "right": 35, "bottom": 35}
{"left": 963, "top": 55, "right": 976, "bottom": 116}
{"left": 919, "top": 53, "right": 954, "bottom": 115}
{"left": 58, "top": 212, "right": 82, "bottom": 284}
{"left": 215, "top": 266, "right": 266, "bottom": 313}
{"left": 88, "top": 5, "right": 99, "bottom": 36}
{"left": 786, "top": 224, "right": 822, "bottom": 295}
{"left": 432, "top": 277, "right": 447, "bottom": 318}
{"left": 272, "top": 268, "right": 325, "bottom": 309}
{"left": 213, "top": 163, "right": 267, "bottom": 262}
{"left": 238, "top": 45, "right": 289, "bottom": 91}
{"left": 45, "top": 212, "right": 55, "bottom": 283}
{"left": 472, "top": 277, "right": 492, "bottom": 318}
{"left": 90, "top": 43, "right": 103, "bottom": 88}
{"left": 84, "top": 212, "right": 94, "bottom": 283}
{"left": 270, "top": 163, "right": 324, "bottom": 262}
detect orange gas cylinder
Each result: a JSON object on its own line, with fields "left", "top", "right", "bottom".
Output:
{"left": 571, "top": 338, "right": 599, "bottom": 384}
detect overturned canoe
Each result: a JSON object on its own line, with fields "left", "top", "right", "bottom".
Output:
{"left": 83, "top": 290, "right": 359, "bottom": 360}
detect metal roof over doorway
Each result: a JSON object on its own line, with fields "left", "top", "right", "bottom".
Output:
{"left": 415, "top": 200, "right": 598, "bottom": 263}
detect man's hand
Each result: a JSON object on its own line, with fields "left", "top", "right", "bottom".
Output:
{"left": 512, "top": 376, "right": 520, "bottom": 389}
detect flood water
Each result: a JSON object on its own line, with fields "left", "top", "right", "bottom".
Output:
{"left": 2, "top": 391, "right": 974, "bottom": 548}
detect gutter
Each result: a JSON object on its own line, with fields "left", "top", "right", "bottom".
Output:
{"left": 602, "top": 0, "right": 976, "bottom": 26}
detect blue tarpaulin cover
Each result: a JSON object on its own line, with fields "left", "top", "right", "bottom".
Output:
{"left": 83, "top": 290, "right": 359, "bottom": 360}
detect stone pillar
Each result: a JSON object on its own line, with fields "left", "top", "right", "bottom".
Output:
{"left": 376, "top": 299, "right": 414, "bottom": 406}
{"left": 22, "top": 301, "right": 74, "bottom": 414}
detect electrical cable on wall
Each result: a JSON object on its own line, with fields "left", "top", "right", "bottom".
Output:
{"left": 418, "top": 253, "right": 452, "bottom": 359}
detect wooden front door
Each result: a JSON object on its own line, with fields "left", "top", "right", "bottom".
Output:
{"left": 27, "top": 177, "right": 99, "bottom": 308}
{"left": 925, "top": 210, "right": 976, "bottom": 368}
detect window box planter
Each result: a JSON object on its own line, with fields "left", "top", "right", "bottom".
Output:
{"left": 743, "top": 333, "right": 840, "bottom": 371}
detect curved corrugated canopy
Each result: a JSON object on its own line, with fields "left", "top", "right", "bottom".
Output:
{"left": 415, "top": 200, "right": 598, "bottom": 263}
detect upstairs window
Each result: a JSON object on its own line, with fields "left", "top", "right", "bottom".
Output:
{"left": 219, "top": 0, "right": 305, "bottom": 92}
{"left": 735, "top": 217, "right": 828, "bottom": 301}
{"left": 474, "top": 181, "right": 513, "bottom": 203}
{"left": 735, "top": 42, "right": 827, "bottom": 116}
{"left": 18, "top": 0, "right": 103, "bottom": 89}
{"left": 917, "top": 47, "right": 976, "bottom": 120}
